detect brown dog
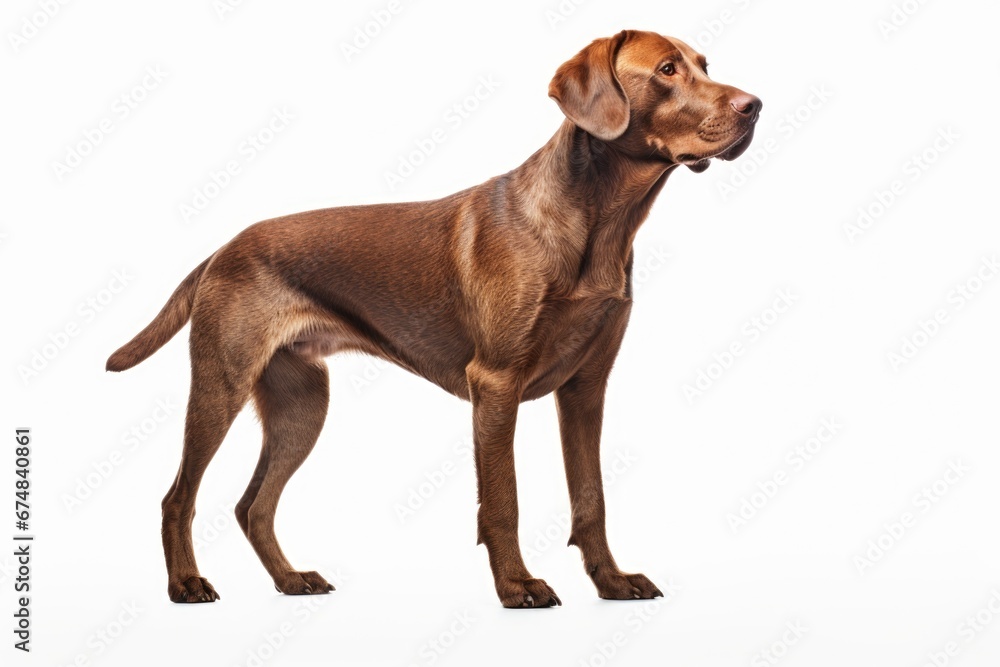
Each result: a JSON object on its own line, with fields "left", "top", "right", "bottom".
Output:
{"left": 108, "top": 29, "right": 759, "bottom": 608}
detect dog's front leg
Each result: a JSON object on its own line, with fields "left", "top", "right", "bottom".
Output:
{"left": 554, "top": 302, "right": 663, "bottom": 600}
{"left": 467, "top": 361, "right": 561, "bottom": 608}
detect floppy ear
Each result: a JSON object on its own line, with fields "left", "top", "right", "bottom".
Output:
{"left": 548, "top": 31, "right": 630, "bottom": 141}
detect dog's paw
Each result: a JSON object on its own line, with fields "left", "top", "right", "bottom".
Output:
{"left": 498, "top": 577, "right": 562, "bottom": 609}
{"left": 274, "top": 570, "right": 335, "bottom": 595}
{"left": 593, "top": 571, "right": 663, "bottom": 600}
{"left": 169, "top": 576, "right": 221, "bottom": 603}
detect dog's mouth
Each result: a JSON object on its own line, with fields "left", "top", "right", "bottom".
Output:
{"left": 715, "top": 124, "right": 755, "bottom": 161}
{"left": 681, "top": 123, "right": 757, "bottom": 173}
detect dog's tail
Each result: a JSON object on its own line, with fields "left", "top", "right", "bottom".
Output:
{"left": 105, "top": 257, "right": 211, "bottom": 372}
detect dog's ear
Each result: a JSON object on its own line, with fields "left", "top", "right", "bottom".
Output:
{"left": 548, "top": 31, "right": 630, "bottom": 141}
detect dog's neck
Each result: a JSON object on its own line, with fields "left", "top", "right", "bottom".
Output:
{"left": 508, "top": 120, "right": 677, "bottom": 293}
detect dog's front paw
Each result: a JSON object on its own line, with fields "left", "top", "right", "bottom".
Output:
{"left": 273, "top": 570, "right": 335, "bottom": 595}
{"left": 593, "top": 571, "right": 663, "bottom": 600}
{"left": 498, "top": 577, "right": 562, "bottom": 608}
{"left": 169, "top": 576, "right": 220, "bottom": 603}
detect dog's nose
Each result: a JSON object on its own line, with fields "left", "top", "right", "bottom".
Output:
{"left": 730, "top": 94, "right": 762, "bottom": 118}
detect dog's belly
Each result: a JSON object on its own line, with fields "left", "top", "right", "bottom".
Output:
{"left": 286, "top": 295, "right": 625, "bottom": 403}
{"left": 282, "top": 290, "right": 477, "bottom": 399}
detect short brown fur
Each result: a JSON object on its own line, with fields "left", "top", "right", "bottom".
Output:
{"left": 108, "top": 30, "right": 760, "bottom": 607}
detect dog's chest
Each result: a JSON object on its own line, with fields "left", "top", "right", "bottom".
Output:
{"left": 522, "top": 290, "right": 630, "bottom": 398}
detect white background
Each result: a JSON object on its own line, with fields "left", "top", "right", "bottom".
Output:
{"left": 4, "top": 0, "right": 1000, "bottom": 665}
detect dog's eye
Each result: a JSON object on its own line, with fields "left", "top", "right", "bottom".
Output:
{"left": 659, "top": 63, "right": 676, "bottom": 76}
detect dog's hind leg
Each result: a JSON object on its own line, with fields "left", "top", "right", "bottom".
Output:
{"left": 239, "top": 347, "right": 334, "bottom": 595}
{"left": 162, "top": 312, "right": 269, "bottom": 603}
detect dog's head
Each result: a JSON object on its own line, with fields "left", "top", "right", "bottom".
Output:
{"left": 549, "top": 30, "right": 761, "bottom": 172}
